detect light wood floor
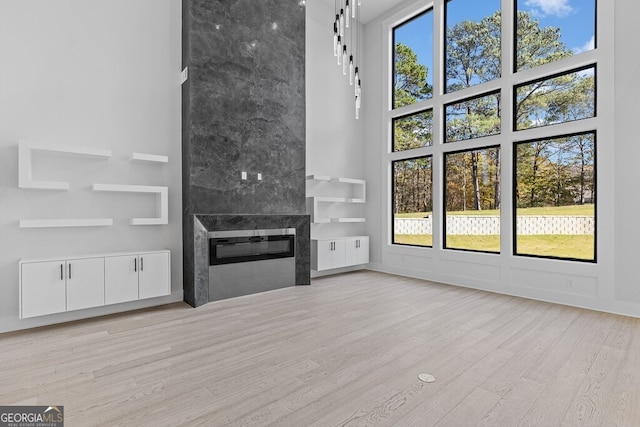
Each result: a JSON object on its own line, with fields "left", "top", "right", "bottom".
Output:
{"left": 1, "top": 271, "right": 639, "bottom": 426}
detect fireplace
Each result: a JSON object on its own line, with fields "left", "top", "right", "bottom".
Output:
{"left": 186, "top": 215, "right": 310, "bottom": 307}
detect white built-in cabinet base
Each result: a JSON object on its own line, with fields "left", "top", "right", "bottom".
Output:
{"left": 19, "top": 250, "right": 170, "bottom": 319}
{"left": 311, "top": 236, "right": 369, "bottom": 271}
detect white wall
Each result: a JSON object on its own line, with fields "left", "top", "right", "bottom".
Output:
{"left": 0, "top": 0, "right": 183, "bottom": 332}
{"left": 306, "top": 0, "right": 367, "bottom": 270}
{"left": 353, "top": 0, "right": 640, "bottom": 318}
{"left": 614, "top": 0, "right": 640, "bottom": 306}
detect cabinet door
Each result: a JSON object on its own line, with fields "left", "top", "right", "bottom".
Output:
{"left": 314, "top": 240, "right": 335, "bottom": 271}
{"left": 66, "top": 257, "right": 105, "bottom": 311}
{"left": 105, "top": 255, "right": 139, "bottom": 304}
{"left": 345, "top": 238, "right": 359, "bottom": 266}
{"left": 21, "top": 260, "right": 67, "bottom": 318}
{"left": 138, "top": 252, "right": 170, "bottom": 300}
{"left": 331, "top": 239, "right": 347, "bottom": 269}
{"left": 357, "top": 237, "right": 369, "bottom": 264}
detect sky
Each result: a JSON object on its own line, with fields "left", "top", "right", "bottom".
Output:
{"left": 394, "top": 0, "right": 596, "bottom": 88}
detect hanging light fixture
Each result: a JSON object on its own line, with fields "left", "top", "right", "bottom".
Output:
{"left": 333, "top": 0, "right": 362, "bottom": 119}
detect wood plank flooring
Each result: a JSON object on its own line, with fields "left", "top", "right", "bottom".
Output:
{"left": 1, "top": 270, "right": 639, "bottom": 426}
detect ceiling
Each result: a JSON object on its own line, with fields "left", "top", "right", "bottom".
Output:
{"left": 320, "top": 0, "right": 407, "bottom": 24}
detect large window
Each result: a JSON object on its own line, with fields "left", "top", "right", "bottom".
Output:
{"left": 393, "top": 156, "right": 433, "bottom": 247}
{"left": 389, "top": 0, "right": 598, "bottom": 262}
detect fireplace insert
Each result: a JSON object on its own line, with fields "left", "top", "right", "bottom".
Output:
{"left": 209, "top": 228, "right": 295, "bottom": 265}
{"left": 208, "top": 228, "right": 296, "bottom": 301}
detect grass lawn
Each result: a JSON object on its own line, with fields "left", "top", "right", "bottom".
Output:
{"left": 393, "top": 234, "right": 595, "bottom": 260}
{"left": 394, "top": 204, "right": 595, "bottom": 219}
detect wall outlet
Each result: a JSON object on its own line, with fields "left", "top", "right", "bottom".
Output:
{"left": 567, "top": 279, "right": 574, "bottom": 288}
{"left": 257, "top": 173, "right": 262, "bottom": 180}
{"left": 241, "top": 171, "right": 247, "bottom": 180}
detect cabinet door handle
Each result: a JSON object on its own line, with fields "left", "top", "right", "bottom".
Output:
{"left": 134, "top": 257, "right": 137, "bottom": 272}
{"left": 68, "top": 263, "right": 72, "bottom": 279}
{"left": 60, "top": 264, "right": 64, "bottom": 281}
{"left": 141, "top": 257, "right": 144, "bottom": 272}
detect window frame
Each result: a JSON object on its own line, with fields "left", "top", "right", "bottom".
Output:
{"left": 383, "top": 0, "right": 602, "bottom": 265}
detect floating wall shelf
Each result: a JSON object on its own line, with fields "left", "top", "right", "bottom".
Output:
{"left": 306, "top": 175, "right": 367, "bottom": 223}
{"left": 130, "top": 152, "right": 169, "bottom": 163}
{"left": 18, "top": 140, "right": 112, "bottom": 190}
{"left": 92, "top": 184, "right": 168, "bottom": 225}
{"left": 19, "top": 218, "right": 114, "bottom": 229}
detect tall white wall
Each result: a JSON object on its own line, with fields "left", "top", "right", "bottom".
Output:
{"left": 614, "top": 0, "right": 640, "bottom": 306}
{"left": 306, "top": 1, "right": 367, "bottom": 260}
{"left": 0, "top": 0, "right": 183, "bottom": 332}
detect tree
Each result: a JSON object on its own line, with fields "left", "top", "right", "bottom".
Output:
{"left": 394, "top": 42, "right": 432, "bottom": 108}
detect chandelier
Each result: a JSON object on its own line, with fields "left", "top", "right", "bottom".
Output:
{"left": 333, "top": 0, "right": 362, "bottom": 119}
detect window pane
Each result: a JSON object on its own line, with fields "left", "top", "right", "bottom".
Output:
{"left": 446, "top": 92, "right": 501, "bottom": 143}
{"left": 393, "top": 109, "right": 433, "bottom": 151}
{"left": 516, "top": 0, "right": 596, "bottom": 72}
{"left": 445, "top": 0, "right": 501, "bottom": 93}
{"left": 393, "top": 156, "right": 433, "bottom": 247}
{"left": 393, "top": 10, "right": 433, "bottom": 109}
{"left": 444, "top": 147, "right": 501, "bottom": 253}
{"left": 515, "top": 67, "right": 595, "bottom": 131}
{"left": 515, "top": 132, "right": 595, "bottom": 261}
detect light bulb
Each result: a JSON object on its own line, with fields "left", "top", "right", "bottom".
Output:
{"left": 349, "top": 56, "right": 354, "bottom": 85}
{"left": 339, "top": 9, "right": 344, "bottom": 37}
{"left": 333, "top": 24, "right": 338, "bottom": 56}
{"left": 352, "top": 1, "right": 356, "bottom": 18}
{"left": 346, "top": 1, "right": 350, "bottom": 28}
{"left": 354, "top": 67, "right": 359, "bottom": 95}
{"left": 342, "top": 47, "right": 348, "bottom": 75}
{"left": 337, "top": 37, "right": 342, "bottom": 64}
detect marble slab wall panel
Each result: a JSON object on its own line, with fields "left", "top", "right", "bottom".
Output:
{"left": 182, "top": 0, "right": 307, "bottom": 305}
{"left": 183, "top": 0, "right": 306, "bottom": 216}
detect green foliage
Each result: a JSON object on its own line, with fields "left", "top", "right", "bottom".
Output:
{"left": 393, "top": 42, "right": 432, "bottom": 108}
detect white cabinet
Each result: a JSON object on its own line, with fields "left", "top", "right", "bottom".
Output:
{"left": 20, "top": 250, "right": 170, "bottom": 319}
{"left": 20, "top": 261, "right": 67, "bottom": 318}
{"left": 105, "top": 255, "right": 139, "bottom": 304}
{"left": 313, "top": 239, "right": 347, "bottom": 271}
{"left": 312, "top": 237, "right": 368, "bottom": 271}
{"left": 66, "top": 257, "right": 105, "bottom": 311}
{"left": 104, "top": 251, "right": 170, "bottom": 304}
{"left": 20, "top": 257, "right": 104, "bottom": 318}
{"left": 139, "top": 252, "right": 170, "bottom": 299}
{"left": 345, "top": 236, "right": 369, "bottom": 266}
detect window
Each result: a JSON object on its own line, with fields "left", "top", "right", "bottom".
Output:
{"left": 515, "top": 0, "right": 596, "bottom": 71}
{"left": 515, "top": 66, "right": 596, "bottom": 131}
{"left": 393, "top": 109, "right": 433, "bottom": 151}
{"left": 514, "top": 132, "right": 596, "bottom": 261}
{"left": 445, "top": 91, "right": 501, "bottom": 143}
{"left": 393, "top": 9, "right": 433, "bottom": 109}
{"left": 445, "top": 0, "right": 501, "bottom": 93}
{"left": 445, "top": 147, "right": 501, "bottom": 252}
{"left": 387, "top": 0, "right": 598, "bottom": 263}
{"left": 393, "top": 156, "right": 433, "bottom": 247}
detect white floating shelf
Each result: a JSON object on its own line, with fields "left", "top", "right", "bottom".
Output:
{"left": 314, "top": 196, "right": 346, "bottom": 203}
{"left": 130, "top": 152, "right": 169, "bottom": 163}
{"left": 19, "top": 218, "right": 113, "bottom": 228}
{"left": 306, "top": 174, "right": 331, "bottom": 181}
{"left": 330, "top": 217, "right": 366, "bottom": 223}
{"left": 18, "top": 140, "right": 112, "bottom": 190}
{"left": 92, "top": 184, "right": 168, "bottom": 225}
{"left": 335, "top": 177, "right": 366, "bottom": 185}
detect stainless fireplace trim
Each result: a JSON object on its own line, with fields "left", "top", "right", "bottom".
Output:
{"left": 208, "top": 228, "right": 296, "bottom": 239}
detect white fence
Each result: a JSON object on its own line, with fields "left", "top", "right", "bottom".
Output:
{"left": 394, "top": 216, "right": 595, "bottom": 235}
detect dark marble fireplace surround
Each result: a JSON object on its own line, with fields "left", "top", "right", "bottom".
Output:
{"left": 182, "top": 0, "right": 308, "bottom": 307}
